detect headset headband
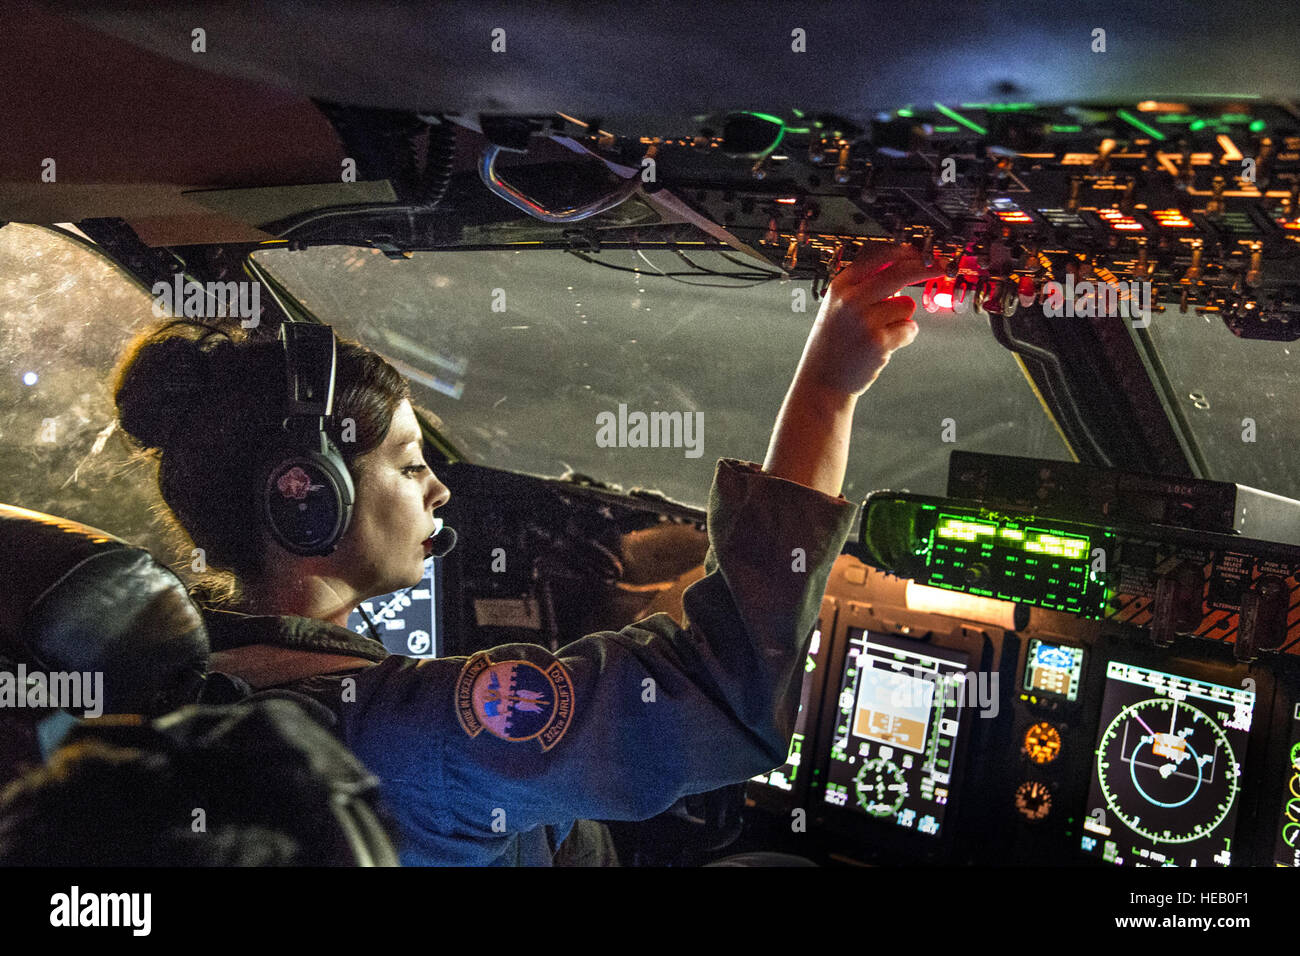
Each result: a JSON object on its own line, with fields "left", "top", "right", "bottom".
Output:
{"left": 280, "top": 322, "right": 337, "bottom": 431}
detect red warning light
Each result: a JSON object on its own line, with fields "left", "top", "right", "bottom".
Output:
{"left": 1015, "top": 275, "right": 1039, "bottom": 307}
{"left": 922, "top": 277, "right": 955, "bottom": 313}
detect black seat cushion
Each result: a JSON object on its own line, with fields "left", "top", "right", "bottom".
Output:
{"left": 0, "top": 504, "right": 209, "bottom": 716}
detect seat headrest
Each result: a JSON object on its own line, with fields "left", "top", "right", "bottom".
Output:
{"left": 0, "top": 504, "right": 209, "bottom": 716}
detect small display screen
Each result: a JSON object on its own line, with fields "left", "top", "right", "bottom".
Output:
{"left": 862, "top": 498, "right": 1116, "bottom": 618}
{"left": 751, "top": 628, "right": 821, "bottom": 793}
{"left": 929, "top": 512, "right": 1103, "bottom": 616}
{"left": 1081, "top": 660, "right": 1254, "bottom": 867}
{"left": 347, "top": 556, "right": 442, "bottom": 657}
{"left": 1023, "top": 638, "right": 1085, "bottom": 701}
{"left": 822, "top": 629, "right": 969, "bottom": 838}
{"left": 1275, "top": 699, "right": 1300, "bottom": 867}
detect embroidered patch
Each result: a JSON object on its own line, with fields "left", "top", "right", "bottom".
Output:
{"left": 455, "top": 652, "right": 574, "bottom": 751}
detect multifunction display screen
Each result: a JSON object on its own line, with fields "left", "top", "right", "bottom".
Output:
{"left": 823, "top": 630, "right": 970, "bottom": 838}
{"left": 1081, "top": 660, "right": 1254, "bottom": 867}
{"left": 1023, "top": 638, "right": 1085, "bottom": 701}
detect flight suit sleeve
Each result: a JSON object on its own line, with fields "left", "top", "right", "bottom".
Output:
{"left": 345, "top": 458, "right": 859, "bottom": 854}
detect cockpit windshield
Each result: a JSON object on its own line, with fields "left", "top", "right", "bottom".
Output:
{"left": 253, "top": 245, "right": 1073, "bottom": 506}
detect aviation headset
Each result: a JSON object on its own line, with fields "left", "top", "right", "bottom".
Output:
{"left": 258, "top": 321, "right": 459, "bottom": 561}
{"left": 258, "top": 322, "right": 355, "bottom": 557}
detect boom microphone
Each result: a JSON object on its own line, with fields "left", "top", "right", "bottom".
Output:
{"left": 428, "top": 517, "right": 457, "bottom": 557}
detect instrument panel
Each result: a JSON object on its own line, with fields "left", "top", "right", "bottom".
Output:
{"left": 745, "top": 579, "right": 1300, "bottom": 866}
{"left": 743, "top": 454, "right": 1300, "bottom": 867}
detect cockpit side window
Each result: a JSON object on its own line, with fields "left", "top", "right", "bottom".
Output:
{"left": 0, "top": 224, "right": 173, "bottom": 562}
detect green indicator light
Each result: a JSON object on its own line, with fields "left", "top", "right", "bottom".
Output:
{"left": 960, "top": 102, "right": 1037, "bottom": 111}
{"left": 1049, "top": 124, "right": 1082, "bottom": 133}
{"left": 1155, "top": 114, "right": 1197, "bottom": 123}
{"left": 1116, "top": 109, "right": 1166, "bottom": 141}
{"left": 791, "top": 108, "right": 805, "bottom": 118}
{"left": 1189, "top": 118, "right": 1207, "bottom": 131}
{"left": 932, "top": 125, "right": 960, "bottom": 133}
{"left": 1220, "top": 113, "right": 1251, "bottom": 123}
{"left": 933, "top": 102, "right": 987, "bottom": 135}
{"left": 897, "top": 108, "right": 914, "bottom": 117}
{"left": 747, "top": 112, "right": 785, "bottom": 127}
{"left": 1250, "top": 119, "right": 1267, "bottom": 132}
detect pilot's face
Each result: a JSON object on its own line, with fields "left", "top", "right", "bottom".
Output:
{"left": 338, "top": 399, "right": 451, "bottom": 600}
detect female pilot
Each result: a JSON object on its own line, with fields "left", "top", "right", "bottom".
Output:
{"left": 111, "top": 242, "right": 943, "bottom": 865}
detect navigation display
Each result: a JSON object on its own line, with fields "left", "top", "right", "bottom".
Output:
{"left": 1081, "top": 660, "right": 1254, "bottom": 867}
{"left": 822, "top": 629, "right": 969, "bottom": 838}
{"left": 347, "top": 556, "right": 443, "bottom": 658}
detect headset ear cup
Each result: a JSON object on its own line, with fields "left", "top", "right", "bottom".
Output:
{"left": 262, "top": 442, "right": 354, "bottom": 556}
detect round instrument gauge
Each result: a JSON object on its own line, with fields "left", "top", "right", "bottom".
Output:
{"left": 1015, "top": 780, "right": 1052, "bottom": 821}
{"left": 853, "top": 758, "right": 908, "bottom": 819}
{"left": 1024, "top": 721, "right": 1062, "bottom": 764}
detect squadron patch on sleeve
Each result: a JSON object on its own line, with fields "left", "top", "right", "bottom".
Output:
{"left": 455, "top": 652, "right": 574, "bottom": 751}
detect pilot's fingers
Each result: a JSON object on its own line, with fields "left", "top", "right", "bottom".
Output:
{"left": 860, "top": 252, "right": 948, "bottom": 303}
{"left": 863, "top": 295, "right": 921, "bottom": 351}
{"left": 834, "top": 241, "right": 907, "bottom": 287}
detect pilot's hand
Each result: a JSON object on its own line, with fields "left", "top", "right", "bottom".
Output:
{"left": 795, "top": 242, "right": 947, "bottom": 396}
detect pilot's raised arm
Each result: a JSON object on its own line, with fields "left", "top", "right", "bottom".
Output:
{"left": 338, "top": 242, "right": 946, "bottom": 864}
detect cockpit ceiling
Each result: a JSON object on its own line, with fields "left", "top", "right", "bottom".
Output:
{"left": 54, "top": 1, "right": 1300, "bottom": 121}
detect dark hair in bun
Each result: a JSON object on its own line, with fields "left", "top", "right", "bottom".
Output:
{"left": 113, "top": 319, "right": 410, "bottom": 604}
{"left": 114, "top": 323, "right": 235, "bottom": 453}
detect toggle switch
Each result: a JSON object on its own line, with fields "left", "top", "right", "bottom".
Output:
{"left": 1236, "top": 574, "right": 1289, "bottom": 661}
{"left": 1149, "top": 559, "right": 1204, "bottom": 647}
